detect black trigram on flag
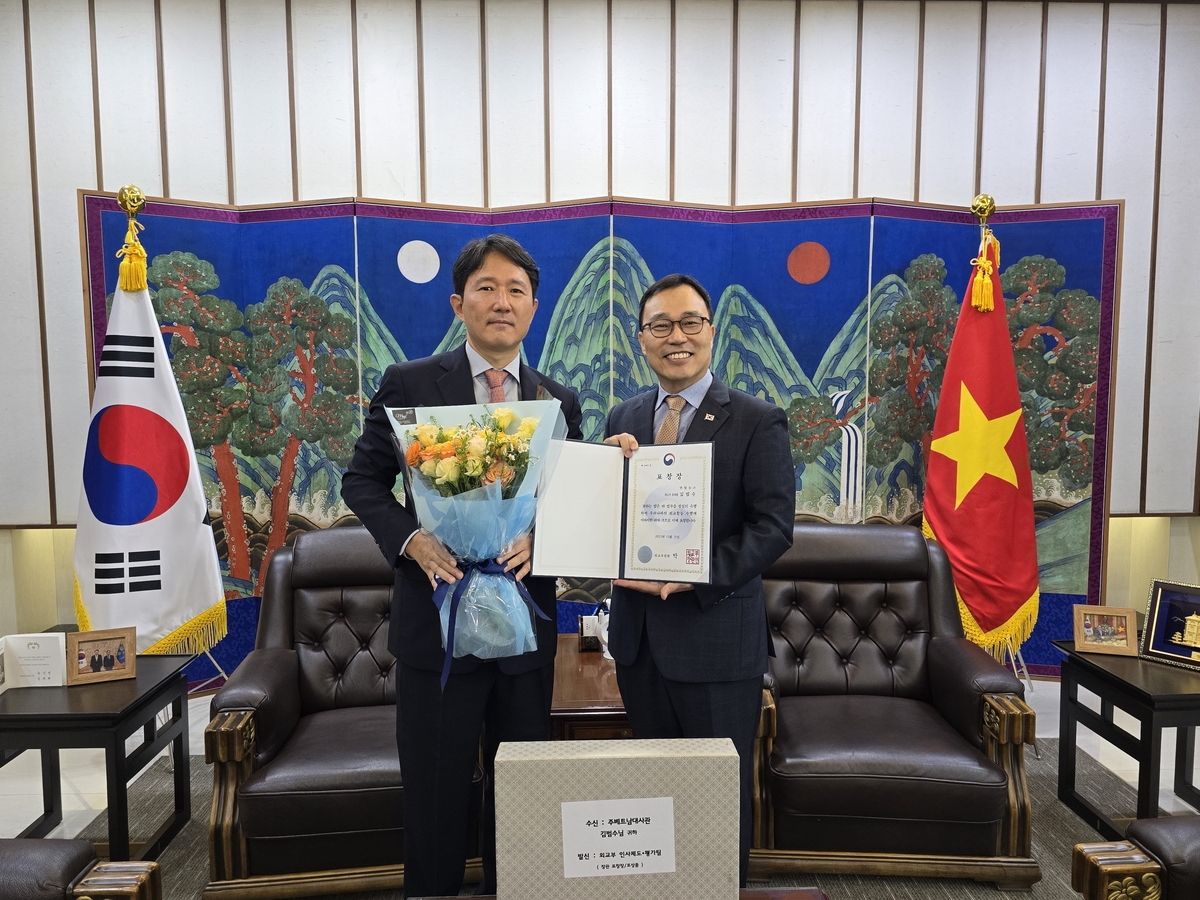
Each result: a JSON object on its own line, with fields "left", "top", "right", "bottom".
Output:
{"left": 98, "top": 335, "right": 155, "bottom": 378}
{"left": 93, "top": 551, "right": 162, "bottom": 594}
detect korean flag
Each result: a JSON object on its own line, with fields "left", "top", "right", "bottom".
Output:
{"left": 74, "top": 282, "right": 225, "bottom": 654}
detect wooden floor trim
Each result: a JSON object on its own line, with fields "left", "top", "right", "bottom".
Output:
{"left": 749, "top": 848, "right": 1041, "bottom": 888}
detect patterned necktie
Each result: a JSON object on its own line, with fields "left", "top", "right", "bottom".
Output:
{"left": 655, "top": 395, "right": 686, "bottom": 444}
{"left": 484, "top": 368, "right": 508, "bottom": 403}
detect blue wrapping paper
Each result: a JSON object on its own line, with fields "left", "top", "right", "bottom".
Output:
{"left": 389, "top": 400, "right": 568, "bottom": 685}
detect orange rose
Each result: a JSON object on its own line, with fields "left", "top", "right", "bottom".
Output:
{"left": 405, "top": 440, "right": 422, "bottom": 467}
{"left": 482, "top": 461, "right": 515, "bottom": 488}
{"left": 419, "top": 442, "right": 455, "bottom": 462}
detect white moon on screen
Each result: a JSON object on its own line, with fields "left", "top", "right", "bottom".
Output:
{"left": 397, "top": 240, "right": 440, "bottom": 284}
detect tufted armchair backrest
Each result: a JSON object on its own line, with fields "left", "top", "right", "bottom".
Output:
{"left": 257, "top": 526, "right": 396, "bottom": 715}
{"left": 764, "top": 523, "right": 965, "bottom": 701}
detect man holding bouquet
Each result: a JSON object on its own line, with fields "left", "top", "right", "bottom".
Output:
{"left": 343, "top": 235, "right": 583, "bottom": 897}
{"left": 604, "top": 273, "right": 795, "bottom": 886}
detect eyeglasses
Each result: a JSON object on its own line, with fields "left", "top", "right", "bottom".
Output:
{"left": 640, "top": 315, "right": 711, "bottom": 338}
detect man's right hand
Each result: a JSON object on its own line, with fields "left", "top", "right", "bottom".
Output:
{"left": 406, "top": 530, "right": 463, "bottom": 588}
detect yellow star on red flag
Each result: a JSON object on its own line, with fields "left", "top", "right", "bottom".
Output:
{"left": 929, "top": 382, "right": 1023, "bottom": 509}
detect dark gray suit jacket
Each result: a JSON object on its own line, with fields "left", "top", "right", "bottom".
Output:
{"left": 604, "top": 377, "right": 795, "bottom": 683}
{"left": 342, "top": 345, "right": 583, "bottom": 674}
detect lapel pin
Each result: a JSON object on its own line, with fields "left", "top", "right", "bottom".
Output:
{"left": 704, "top": 413, "right": 715, "bottom": 421}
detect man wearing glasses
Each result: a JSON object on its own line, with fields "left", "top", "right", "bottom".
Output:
{"left": 603, "top": 273, "right": 795, "bottom": 886}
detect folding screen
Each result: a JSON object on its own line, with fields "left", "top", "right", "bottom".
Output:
{"left": 82, "top": 195, "right": 1118, "bottom": 673}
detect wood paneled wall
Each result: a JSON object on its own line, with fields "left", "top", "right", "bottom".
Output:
{"left": 1, "top": 0, "right": 1197, "bottom": 525}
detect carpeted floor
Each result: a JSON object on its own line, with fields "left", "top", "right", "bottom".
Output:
{"left": 78, "top": 739, "right": 1187, "bottom": 900}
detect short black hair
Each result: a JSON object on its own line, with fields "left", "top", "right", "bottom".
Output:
{"left": 451, "top": 234, "right": 540, "bottom": 298}
{"left": 638, "top": 273, "right": 713, "bottom": 325}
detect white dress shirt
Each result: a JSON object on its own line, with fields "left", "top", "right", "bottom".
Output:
{"left": 464, "top": 341, "right": 521, "bottom": 404}
{"left": 651, "top": 370, "right": 714, "bottom": 442}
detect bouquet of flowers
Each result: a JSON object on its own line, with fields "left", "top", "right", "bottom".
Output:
{"left": 389, "top": 400, "right": 567, "bottom": 687}
{"left": 404, "top": 407, "right": 541, "bottom": 501}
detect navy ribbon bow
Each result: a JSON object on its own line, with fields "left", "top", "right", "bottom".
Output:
{"left": 431, "top": 559, "right": 550, "bottom": 690}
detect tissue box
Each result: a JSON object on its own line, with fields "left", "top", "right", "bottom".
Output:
{"left": 494, "top": 738, "right": 739, "bottom": 900}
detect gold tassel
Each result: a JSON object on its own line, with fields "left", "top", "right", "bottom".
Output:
{"left": 73, "top": 576, "right": 92, "bottom": 631}
{"left": 969, "top": 228, "right": 1000, "bottom": 312}
{"left": 143, "top": 598, "right": 228, "bottom": 655}
{"left": 77, "top": 577, "right": 226, "bottom": 654}
{"left": 923, "top": 517, "right": 1039, "bottom": 656}
{"left": 116, "top": 218, "right": 147, "bottom": 292}
{"left": 956, "top": 590, "right": 1040, "bottom": 659}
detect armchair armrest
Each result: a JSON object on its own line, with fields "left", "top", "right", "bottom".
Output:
{"left": 763, "top": 671, "right": 779, "bottom": 704}
{"left": 210, "top": 647, "right": 300, "bottom": 768}
{"left": 1072, "top": 841, "right": 1163, "bottom": 900}
{"left": 73, "top": 861, "right": 161, "bottom": 899}
{"left": 205, "top": 648, "right": 296, "bottom": 884}
{"left": 983, "top": 693, "right": 1036, "bottom": 859}
{"left": 927, "top": 635, "right": 1023, "bottom": 749}
{"left": 205, "top": 711, "right": 256, "bottom": 882}
{"left": 752, "top": 687, "right": 777, "bottom": 850}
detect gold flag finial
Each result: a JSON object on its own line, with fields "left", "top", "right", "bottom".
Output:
{"left": 115, "top": 184, "right": 147, "bottom": 291}
{"left": 117, "top": 183, "right": 146, "bottom": 218}
{"left": 968, "top": 194, "right": 999, "bottom": 312}
{"left": 970, "top": 193, "right": 995, "bottom": 226}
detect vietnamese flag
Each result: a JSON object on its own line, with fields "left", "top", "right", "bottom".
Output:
{"left": 922, "top": 228, "right": 1039, "bottom": 654}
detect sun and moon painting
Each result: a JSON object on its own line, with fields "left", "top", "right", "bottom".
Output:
{"left": 84, "top": 197, "right": 1116, "bottom": 671}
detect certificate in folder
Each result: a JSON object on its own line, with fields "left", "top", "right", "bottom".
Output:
{"left": 532, "top": 441, "right": 713, "bottom": 583}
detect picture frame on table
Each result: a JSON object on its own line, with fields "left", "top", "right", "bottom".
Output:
{"left": 1073, "top": 605, "right": 1139, "bottom": 656}
{"left": 1141, "top": 580, "right": 1200, "bottom": 673}
{"left": 66, "top": 627, "right": 137, "bottom": 686}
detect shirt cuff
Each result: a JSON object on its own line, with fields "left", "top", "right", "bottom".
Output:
{"left": 399, "top": 529, "right": 420, "bottom": 561}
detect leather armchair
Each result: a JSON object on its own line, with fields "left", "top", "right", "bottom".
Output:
{"left": 204, "top": 526, "right": 481, "bottom": 898}
{"left": 1074, "top": 816, "right": 1200, "bottom": 899}
{"left": 0, "top": 839, "right": 160, "bottom": 900}
{"left": 751, "top": 523, "right": 1041, "bottom": 890}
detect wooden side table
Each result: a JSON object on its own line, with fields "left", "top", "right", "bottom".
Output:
{"left": 550, "top": 634, "right": 631, "bottom": 740}
{"left": 0, "top": 654, "right": 192, "bottom": 861}
{"left": 1055, "top": 639, "right": 1200, "bottom": 838}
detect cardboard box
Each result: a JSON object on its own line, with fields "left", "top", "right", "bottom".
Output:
{"left": 495, "top": 738, "right": 739, "bottom": 900}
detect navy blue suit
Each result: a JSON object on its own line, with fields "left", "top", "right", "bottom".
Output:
{"left": 605, "top": 376, "right": 794, "bottom": 883}
{"left": 342, "top": 344, "right": 583, "bottom": 897}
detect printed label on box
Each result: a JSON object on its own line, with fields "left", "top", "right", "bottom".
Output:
{"left": 560, "top": 796, "right": 675, "bottom": 878}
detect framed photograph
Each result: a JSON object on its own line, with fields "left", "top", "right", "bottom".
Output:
{"left": 1141, "top": 580, "right": 1200, "bottom": 672}
{"left": 66, "top": 627, "right": 137, "bottom": 686}
{"left": 1073, "top": 605, "right": 1139, "bottom": 656}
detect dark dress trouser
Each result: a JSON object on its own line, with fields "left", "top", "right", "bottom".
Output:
{"left": 397, "top": 659, "right": 555, "bottom": 898}
{"left": 614, "top": 622, "right": 763, "bottom": 888}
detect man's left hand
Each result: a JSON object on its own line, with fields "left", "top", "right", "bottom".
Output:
{"left": 614, "top": 579, "right": 690, "bottom": 600}
{"left": 498, "top": 533, "right": 534, "bottom": 581}
{"left": 604, "top": 432, "right": 639, "bottom": 458}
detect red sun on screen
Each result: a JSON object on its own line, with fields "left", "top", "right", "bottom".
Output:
{"left": 787, "top": 242, "right": 831, "bottom": 285}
